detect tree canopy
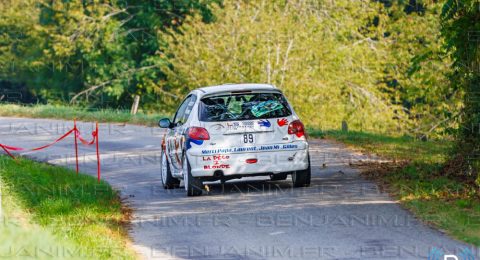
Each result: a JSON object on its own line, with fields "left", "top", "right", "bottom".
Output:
{"left": 441, "top": 0, "right": 480, "bottom": 180}
{"left": 0, "top": 0, "right": 466, "bottom": 138}
{"left": 162, "top": 0, "right": 458, "bottom": 135}
{"left": 0, "top": 0, "right": 217, "bottom": 108}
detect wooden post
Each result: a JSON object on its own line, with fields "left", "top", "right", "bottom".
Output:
{"left": 341, "top": 120, "right": 348, "bottom": 132}
{"left": 131, "top": 95, "right": 140, "bottom": 115}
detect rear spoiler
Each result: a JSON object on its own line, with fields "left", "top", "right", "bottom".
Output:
{"left": 201, "top": 89, "right": 283, "bottom": 99}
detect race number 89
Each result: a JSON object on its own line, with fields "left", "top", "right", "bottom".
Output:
{"left": 243, "top": 134, "right": 254, "bottom": 143}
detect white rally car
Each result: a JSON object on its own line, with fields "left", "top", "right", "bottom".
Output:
{"left": 159, "top": 84, "right": 311, "bottom": 196}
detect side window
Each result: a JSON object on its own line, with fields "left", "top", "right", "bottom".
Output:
{"left": 173, "top": 96, "right": 191, "bottom": 126}
{"left": 173, "top": 95, "right": 197, "bottom": 126}
{"left": 181, "top": 95, "right": 197, "bottom": 124}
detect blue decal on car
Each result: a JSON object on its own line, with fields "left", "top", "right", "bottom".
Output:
{"left": 258, "top": 119, "right": 271, "bottom": 127}
{"left": 187, "top": 138, "right": 204, "bottom": 150}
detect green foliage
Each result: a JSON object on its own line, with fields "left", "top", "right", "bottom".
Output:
{"left": 382, "top": 1, "right": 462, "bottom": 137}
{"left": 0, "top": 0, "right": 463, "bottom": 138}
{"left": 441, "top": 0, "right": 480, "bottom": 178}
{"left": 162, "top": 0, "right": 458, "bottom": 135}
{"left": 163, "top": 0, "right": 396, "bottom": 131}
{"left": 0, "top": 0, "right": 216, "bottom": 108}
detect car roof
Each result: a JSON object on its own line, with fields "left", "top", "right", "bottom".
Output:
{"left": 194, "top": 83, "right": 278, "bottom": 96}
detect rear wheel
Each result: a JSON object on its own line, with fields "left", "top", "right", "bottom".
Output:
{"left": 270, "top": 173, "right": 288, "bottom": 181}
{"left": 183, "top": 154, "right": 203, "bottom": 196}
{"left": 161, "top": 151, "right": 180, "bottom": 189}
{"left": 292, "top": 155, "right": 311, "bottom": 187}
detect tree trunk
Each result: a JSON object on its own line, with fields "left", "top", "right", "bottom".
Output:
{"left": 131, "top": 95, "right": 140, "bottom": 115}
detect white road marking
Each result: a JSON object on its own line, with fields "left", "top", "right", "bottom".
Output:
{"left": 269, "top": 231, "right": 285, "bottom": 236}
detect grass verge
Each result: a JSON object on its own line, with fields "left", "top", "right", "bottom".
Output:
{"left": 0, "top": 104, "right": 166, "bottom": 126}
{"left": 321, "top": 130, "right": 480, "bottom": 246}
{"left": 1, "top": 181, "right": 80, "bottom": 259}
{"left": 0, "top": 156, "right": 136, "bottom": 259}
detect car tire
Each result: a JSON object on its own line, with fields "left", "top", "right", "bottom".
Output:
{"left": 161, "top": 151, "right": 180, "bottom": 189}
{"left": 292, "top": 154, "right": 311, "bottom": 187}
{"left": 183, "top": 154, "right": 203, "bottom": 196}
{"left": 270, "top": 173, "right": 288, "bottom": 181}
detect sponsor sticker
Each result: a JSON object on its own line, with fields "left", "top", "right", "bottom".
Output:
{"left": 203, "top": 155, "right": 231, "bottom": 169}
{"left": 258, "top": 119, "right": 271, "bottom": 128}
{"left": 200, "top": 144, "right": 299, "bottom": 155}
{"left": 223, "top": 120, "right": 272, "bottom": 134}
{"left": 277, "top": 118, "right": 288, "bottom": 127}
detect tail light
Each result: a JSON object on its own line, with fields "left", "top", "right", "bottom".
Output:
{"left": 288, "top": 120, "right": 306, "bottom": 138}
{"left": 187, "top": 127, "right": 210, "bottom": 140}
{"left": 246, "top": 158, "right": 258, "bottom": 164}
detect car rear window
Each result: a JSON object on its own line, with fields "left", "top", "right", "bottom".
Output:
{"left": 199, "top": 92, "right": 292, "bottom": 122}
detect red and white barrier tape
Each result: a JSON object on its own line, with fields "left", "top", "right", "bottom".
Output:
{"left": 0, "top": 121, "right": 101, "bottom": 182}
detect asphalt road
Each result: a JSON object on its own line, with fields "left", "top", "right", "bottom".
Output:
{"left": 0, "top": 117, "right": 476, "bottom": 260}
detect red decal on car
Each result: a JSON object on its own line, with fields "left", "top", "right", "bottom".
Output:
{"left": 277, "top": 118, "right": 288, "bottom": 127}
{"left": 204, "top": 164, "right": 230, "bottom": 170}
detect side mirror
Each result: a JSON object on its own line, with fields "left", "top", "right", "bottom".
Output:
{"left": 158, "top": 118, "right": 172, "bottom": 128}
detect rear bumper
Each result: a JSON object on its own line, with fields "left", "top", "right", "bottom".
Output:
{"left": 187, "top": 141, "right": 309, "bottom": 177}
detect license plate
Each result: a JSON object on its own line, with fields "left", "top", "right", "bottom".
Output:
{"left": 242, "top": 133, "right": 255, "bottom": 144}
